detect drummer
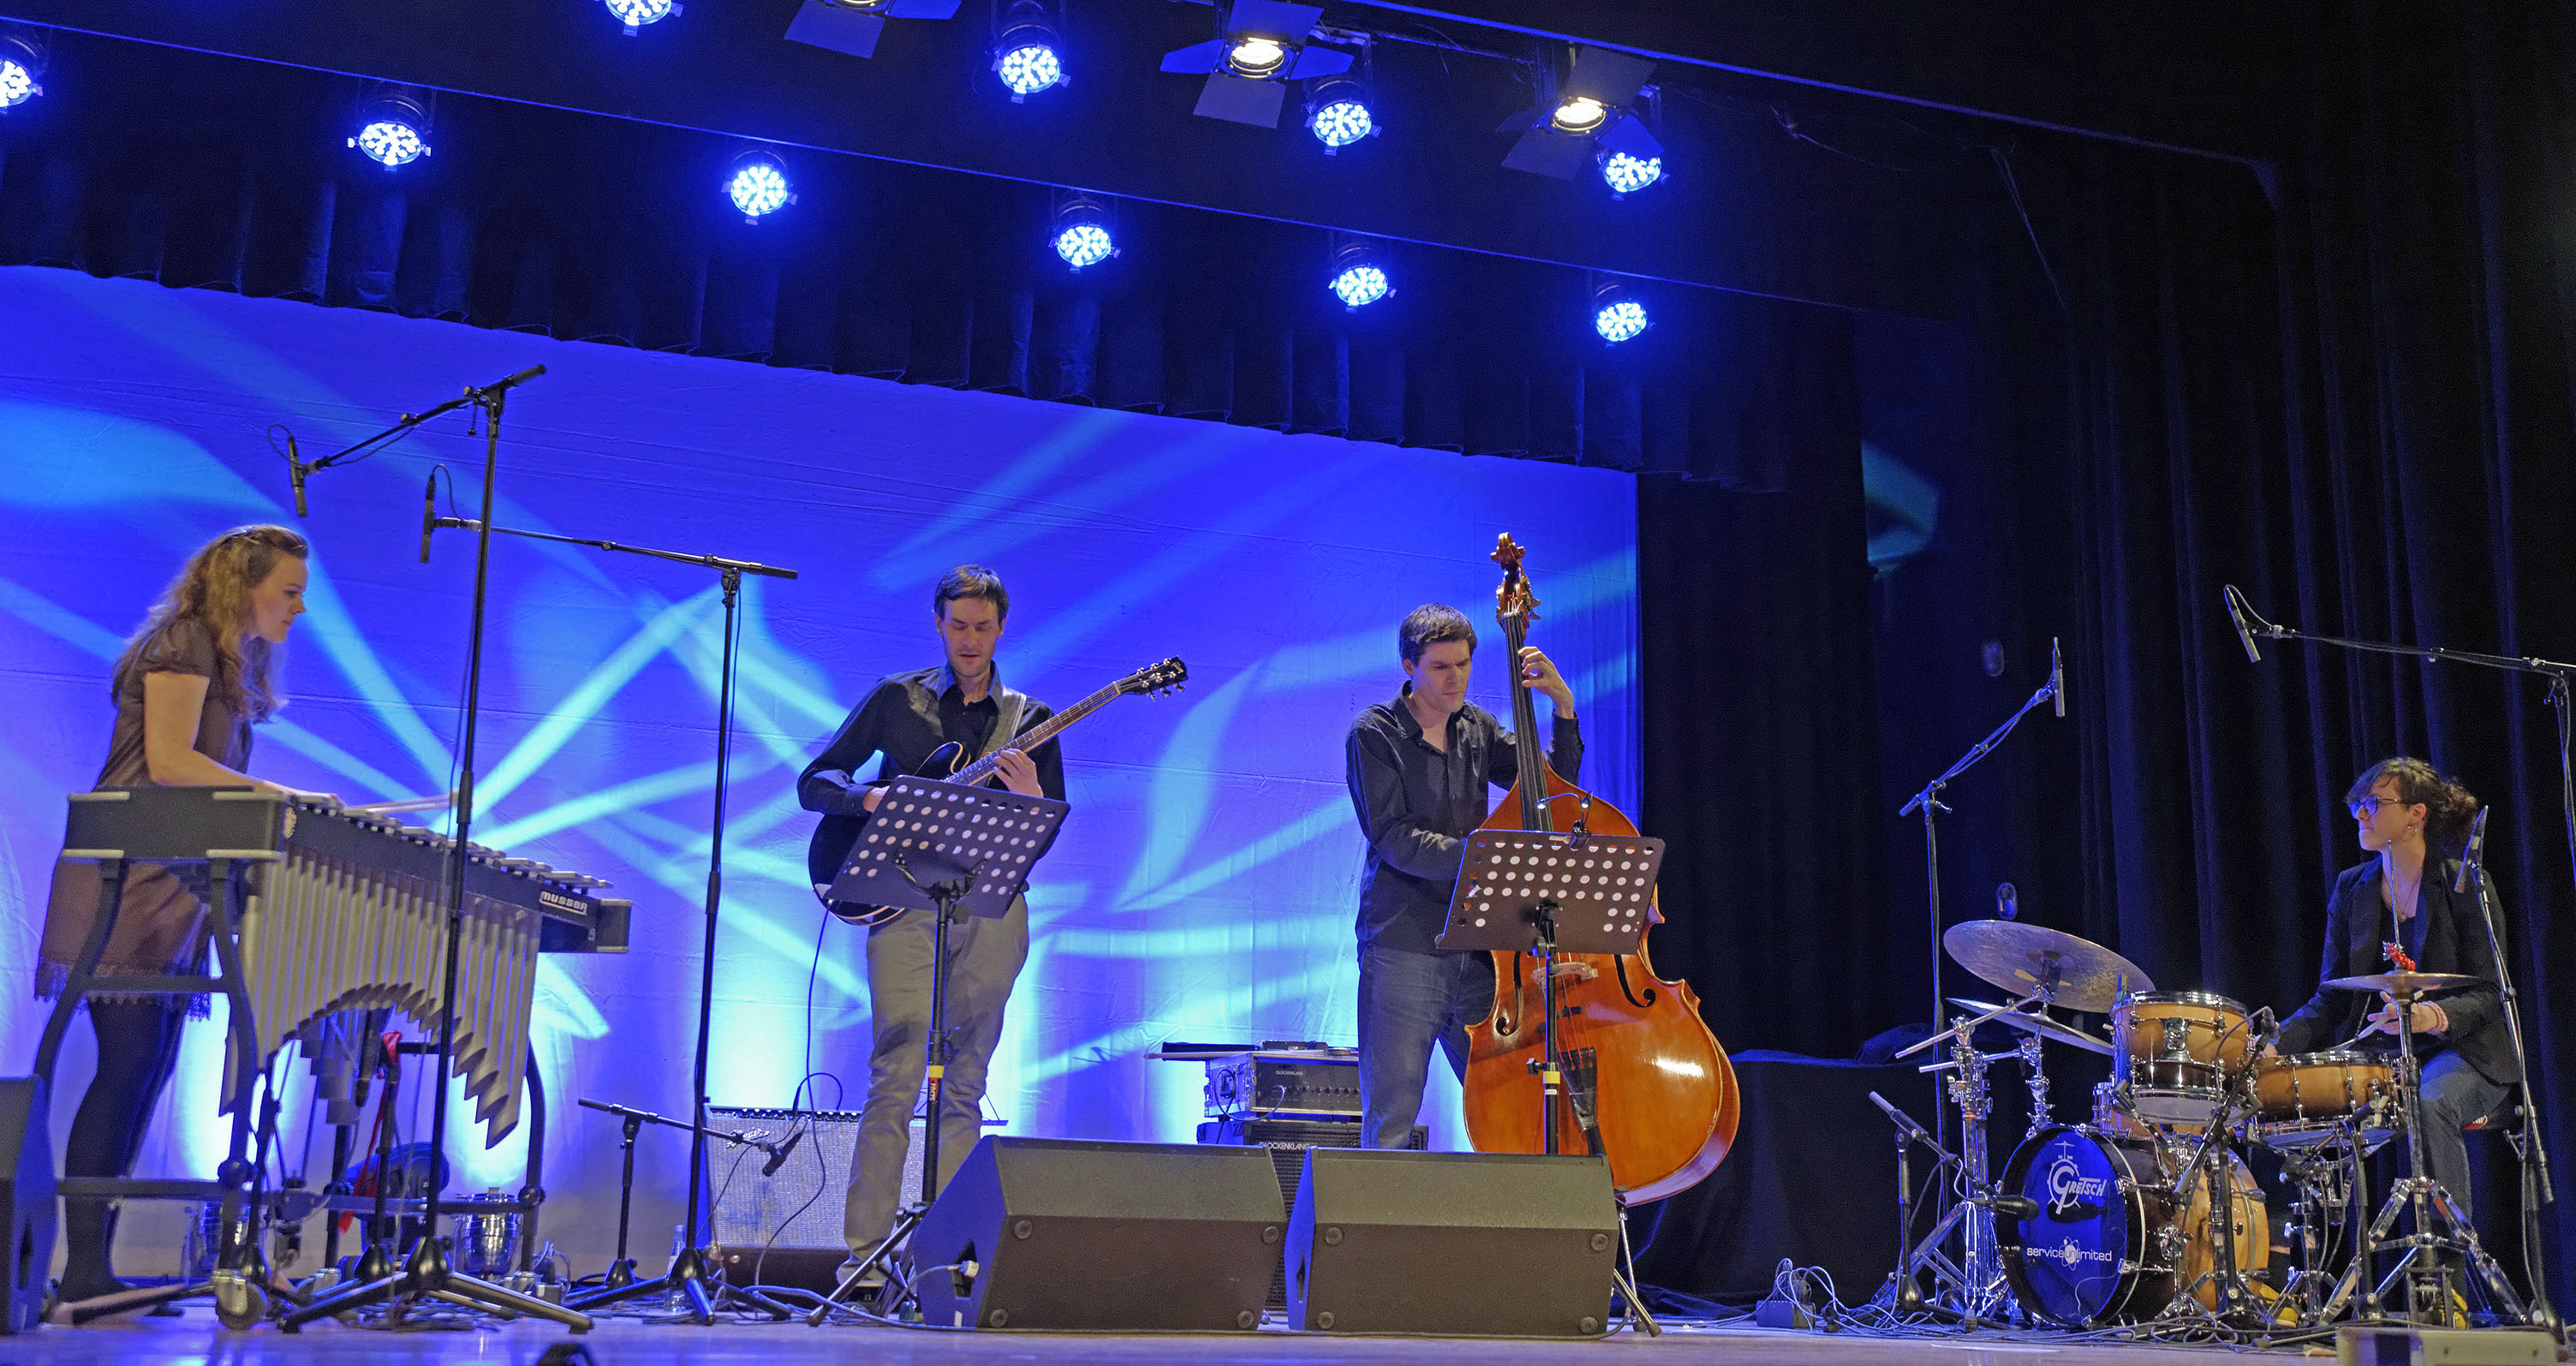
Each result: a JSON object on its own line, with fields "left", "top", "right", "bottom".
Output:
{"left": 2269, "top": 758, "right": 2511, "bottom": 1213}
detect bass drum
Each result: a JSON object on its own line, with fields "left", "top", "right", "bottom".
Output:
{"left": 1997, "top": 1125, "right": 2268, "bottom": 1327}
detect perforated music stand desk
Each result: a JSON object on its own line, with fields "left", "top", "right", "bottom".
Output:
{"left": 1435, "top": 828, "right": 1664, "bottom": 957}
{"left": 825, "top": 775, "right": 1069, "bottom": 919}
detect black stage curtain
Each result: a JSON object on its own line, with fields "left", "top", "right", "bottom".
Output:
{"left": 0, "top": 31, "right": 1895, "bottom": 479}
{"left": 1637, "top": 0, "right": 2576, "bottom": 1310}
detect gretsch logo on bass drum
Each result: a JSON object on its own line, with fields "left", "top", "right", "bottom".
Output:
{"left": 2045, "top": 1154, "right": 2110, "bottom": 1217}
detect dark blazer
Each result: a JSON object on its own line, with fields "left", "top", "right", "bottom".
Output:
{"left": 2275, "top": 858, "right": 2513, "bottom": 1084}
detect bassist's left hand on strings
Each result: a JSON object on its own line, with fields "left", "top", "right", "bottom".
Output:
{"left": 1518, "top": 646, "right": 1577, "bottom": 716}
{"left": 992, "top": 749, "right": 1044, "bottom": 797}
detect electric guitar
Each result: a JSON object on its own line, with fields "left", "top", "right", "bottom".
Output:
{"left": 817, "top": 656, "right": 1188, "bottom": 927}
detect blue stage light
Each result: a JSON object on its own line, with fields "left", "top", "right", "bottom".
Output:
{"left": 0, "top": 32, "right": 42, "bottom": 112}
{"left": 1595, "top": 297, "right": 1648, "bottom": 343}
{"left": 726, "top": 153, "right": 791, "bottom": 220}
{"left": 1309, "top": 98, "right": 1371, "bottom": 147}
{"left": 1600, "top": 152, "right": 1661, "bottom": 196}
{"left": 997, "top": 41, "right": 1062, "bottom": 98}
{"left": 605, "top": 0, "right": 675, "bottom": 32}
{"left": 1052, "top": 193, "right": 1115, "bottom": 270}
{"left": 0, "top": 57, "right": 36, "bottom": 110}
{"left": 1055, "top": 222, "right": 1112, "bottom": 270}
{"left": 354, "top": 121, "right": 426, "bottom": 168}
{"left": 1329, "top": 263, "right": 1388, "bottom": 309}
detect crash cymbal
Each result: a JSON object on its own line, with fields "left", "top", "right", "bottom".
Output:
{"left": 1946, "top": 997, "right": 2116, "bottom": 1057}
{"left": 1942, "top": 920, "right": 2154, "bottom": 1015}
{"left": 2322, "top": 971, "right": 2482, "bottom": 997}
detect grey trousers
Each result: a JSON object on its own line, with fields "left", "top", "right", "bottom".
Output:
{"left": 842, "top": 898, "right": 1029, "bottom": 1255}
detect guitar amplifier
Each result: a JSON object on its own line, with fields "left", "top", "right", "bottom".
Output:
{"left": 1202, "top": 1049, "right": 1363, "bottom": 1119}
{"left": 706, "top": 1105, "right": 999, "bottom": 1285}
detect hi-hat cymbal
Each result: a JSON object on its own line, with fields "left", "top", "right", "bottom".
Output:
{"left": 1945, "top": 997, "right": 2116, "bottom": 1057}
{"left": 1942, "top": 920, "right": 2154, "bottom": 1015}
{"left": 2322, "top": 971, "right": 2482, "bottom": 997}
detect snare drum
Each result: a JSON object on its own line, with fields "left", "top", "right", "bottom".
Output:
{"left": 2112, "top": 990, "right": 2255, "bottom": 1125}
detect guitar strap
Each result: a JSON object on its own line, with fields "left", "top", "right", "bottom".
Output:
{"left": 983, "top": 690, "right": 1029, "bottom": 759}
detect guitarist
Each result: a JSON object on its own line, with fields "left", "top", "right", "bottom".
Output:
{"left": 796, "top": 564, "right": 1064, "bottom": 1280}
{"left": 1345, "top": 603, "right": 1579, "bottom": 1152}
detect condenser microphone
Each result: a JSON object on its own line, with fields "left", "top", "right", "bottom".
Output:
{"left": 2049, "top": 637, "right": 2065, "bottom": 719}
{"left": 2222, "top": 584, "right": 2263, "bottom": 664}
{"left": 1986, "top": 1194, "right": 2042, "bottom": 1221}
{"left": 1996, "top": 882, "right": 2018, "bottom": 922}
{"left": 420, "top": 474, "right": 438, "bottom": 564}
{"left": 286, "top": 432, "right": 310, "bottom": 518}
{"left": 1868, "top": 1091, "right": 1938, "bottom": 1150}
{"left": 2453, "top": 807, "right": 2490, "bottom": 894}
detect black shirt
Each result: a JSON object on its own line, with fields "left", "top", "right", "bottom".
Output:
{"left": 798, "top": 664, "right": 1065, "bottom": 888}
{"left": 2275, "top": 858, "right": 2511, "bottom": 1083}
{"left": 1344, "top": 685, "right": 1583, "bottom": 954}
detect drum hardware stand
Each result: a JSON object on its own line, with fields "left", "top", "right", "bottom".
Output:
{"left": 1897, "top": 639, "right": 2066, "bottom": 1201}
{"left": 2015, "top": 1034, "right": 2053, "bottom": 1141}
{"left": 2151, "top": 1078, "right": 2265, "bottom": 1332}
{"left": 563, "top": 1100, "right": 800, "bottom": 1318}
{"left": 1877, "top": 1017, "right": 2029, "bottom": 1324}
{"left": 2313, "top": 981, "right": 2531, "bottom": 1331}
{"left": 2273, "top": 1125, "right": 2364, "bottom": 1323}
{"left": 1431, "top": 828, "right": 1668, "bottom": 1339}
{"left": 806, "top": 777, "right": 1070, "bottom": 1327}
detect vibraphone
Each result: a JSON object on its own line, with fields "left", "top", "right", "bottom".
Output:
{"left": 35, "top": 785, "right": 629, "bottom": 1319}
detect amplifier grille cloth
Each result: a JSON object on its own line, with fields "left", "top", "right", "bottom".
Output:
{"left": 707, "top": 1107, "right": 927, "bottom": 1250}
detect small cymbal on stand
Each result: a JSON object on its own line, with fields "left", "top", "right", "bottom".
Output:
{"left": 2320, "top": 970, "right": 2481, "bottom": 996}
{"left": 1943, "top": 920, "right": 2155, "bottom": 1014}
{"left": 1944, "top": 997, "right": 2115, "bottom": 1057}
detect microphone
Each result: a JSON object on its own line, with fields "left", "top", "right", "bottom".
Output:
{"left": 2049, "top": 636, "right": 2065, "bottom": 719}
{"left": 2453, "top": 807, "right": 2490, "bottom": 894}
{"left": 2222, "top": 584, "right": 2263, "bottom": 664}
{"left": 420, "top": 474, "right": 438, "bottom": 564}
{"left": 1996, "top": 882, "right": 2018, "bottom": 922}
{"left": 1868, "top": 1090, "right": 1938, "bottom": 1150}
{"left": 1985, "top": 1194, "right": 2042, "bottom": 1221}
{"left": 760, "top": 1128, "right": 804, "bottom": 1177}
{"left": 286, "top": 432, "right": 310, "bottom": 518}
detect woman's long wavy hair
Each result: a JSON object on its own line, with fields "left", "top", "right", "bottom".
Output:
{"left": 113, "top": 525, "right": 309, "bottom": 722}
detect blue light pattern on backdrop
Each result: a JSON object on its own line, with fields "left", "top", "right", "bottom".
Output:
{"left": 0, "top": 265, "right": 1639, "bottom": 1262}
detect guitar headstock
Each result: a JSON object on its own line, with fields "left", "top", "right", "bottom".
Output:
{"left": 1119, "top": 657, "right": 1190, "bottom": 696}
{"left": 1492, "top": 533, "right": 1539, "bottom": 628}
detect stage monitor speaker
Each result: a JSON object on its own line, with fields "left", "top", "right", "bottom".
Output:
{"left": 0, "top": 1078, "right": 51, "bottom": 1334}
{"left": 910, "top": 1136, "right": 1285, "bottom": 1331}
{"left": 1285, "top": 1148, "right": 1616, "bottom": 1337}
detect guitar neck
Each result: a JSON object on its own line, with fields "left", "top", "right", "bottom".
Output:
{"left": 950, "top": 680, "right": 1122, "bottom": 784}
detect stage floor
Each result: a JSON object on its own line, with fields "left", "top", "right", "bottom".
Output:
{"left": 0, "top": 1306, "right": 2447, "bottom": 1364}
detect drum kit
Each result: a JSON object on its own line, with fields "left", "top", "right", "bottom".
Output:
{"left": 1879, "top": 919, "right": 2539, "bottom": 1339}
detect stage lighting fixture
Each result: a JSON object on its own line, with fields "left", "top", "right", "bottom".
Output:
{"left": 726, "top": 150, "right": 793, "bottom": 221}
{"left": 991, "top": 1, "right": 1064, "bottom": 102}
{"left": 0, "top": 30, "right": 45, "bottom": 111}
{"left": 1162, "top": 0, "right": 1352, "bottom": 129}
{"left": 1327, "top": 237, "right": 1390, "bottom": 310}
{"left": 605, "top": 0, "right": 677, "bottom": 35}
{"left": 784, "top": 0, "right": 962, "bottom": 63}
{"left": 1592, "top": 278, "right": 1648, "bottom": 343}
{"left": 1304, "top": 71, "right": 1376, "bottom": 152}
{"left": 1500, "top": 46, "right": 1664, "bottom": 182}
{"left": 1052, "top": 194, "right": 1116, "bottom": 271}
{"left": 348, "top": 89, "right": 432, "bottom": 170}
{"left": 1600, "top": 151, "right": 1662, "bottom": 196}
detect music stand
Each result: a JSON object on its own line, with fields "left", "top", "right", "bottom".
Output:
{"left": 808, "top": 776, "right": 1069, "bottom": 1324}
{"left": 1437, "top": 829, "right": 1665, "bottom": 1336}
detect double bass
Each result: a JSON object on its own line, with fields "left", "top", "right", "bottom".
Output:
{"left": 1460, "top": 534, "right": 1738, "bottom": 1202}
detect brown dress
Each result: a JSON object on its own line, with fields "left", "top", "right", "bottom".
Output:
{"left": 36, "top": 617, "right": 254, "bottom": 1006}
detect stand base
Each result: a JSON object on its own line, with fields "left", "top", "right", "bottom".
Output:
{"left": 807, "top": 1205, "right": 923, "bottom": 1326}
{"left": 281, "top": 1233, "right": 592, "bottom": 1333}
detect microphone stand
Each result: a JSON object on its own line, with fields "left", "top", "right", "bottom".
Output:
{"left": 2225, "top": 586, "right": 2562, "bottom": 1333}
{"left": 569, "top": 1101, "right": 802, "bottom": 1321}
{"left": 411, "top": 516, "right": 795, "bottom": 1325}
{"left": 1895, "top": 659, "right": 2064, "bottom": 1291}
{"left": 281, "top": 366, "right": 592, "bottom": 1333}
{"left": 281, "top": 367, "right": 543, "bottom": 516}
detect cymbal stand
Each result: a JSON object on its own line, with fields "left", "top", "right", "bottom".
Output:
{"left": 2315, "top": 987, "right": 2529, "bottom": 1328}
{"left": 2275, "top": 1128, "right": 2364, "bottom": 1323}
{"left": 1878, "top": 1023, "right": 2018, "bottom": 1323}
{"left": 2014, "top": 1034, "right": 2053, "bottom": 1141}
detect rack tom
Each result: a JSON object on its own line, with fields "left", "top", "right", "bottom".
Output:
{"left": 2248, "top": 1051, "right": 2400, "bottom": 1152}
{"left": 2111, "top": 991, "right": 2254, "bottom": 1125}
